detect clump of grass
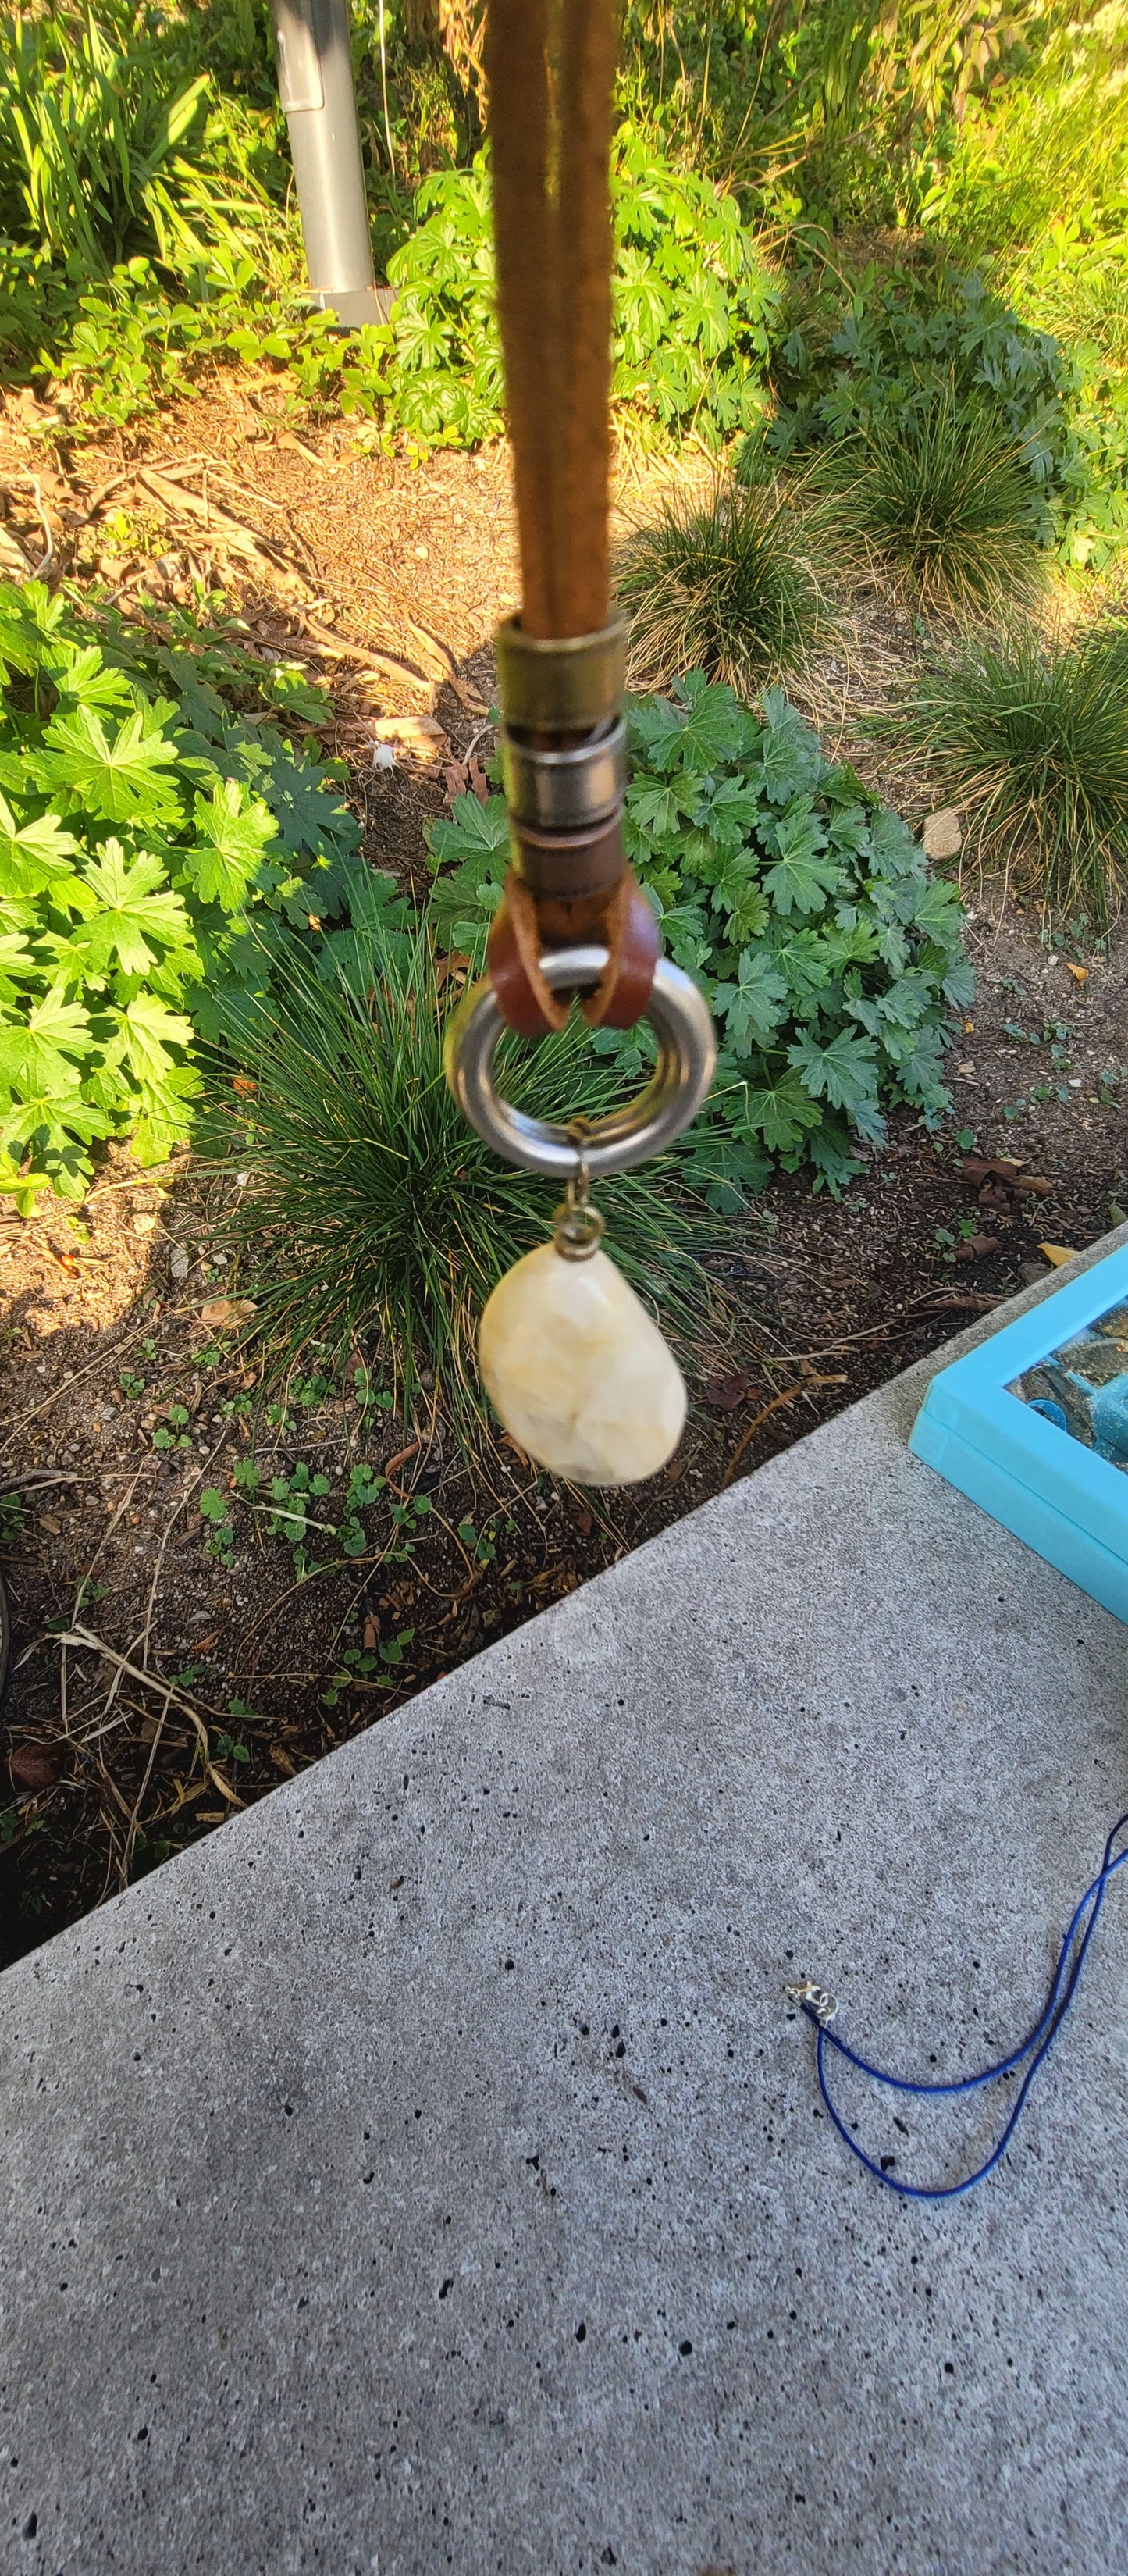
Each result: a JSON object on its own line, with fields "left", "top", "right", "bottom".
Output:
{"left": 812, "top": 386, "right": 1044, "bottom": 615}
{"left": 209, "top": 921, "right": 724, "bottom": 1430}
{"left": 616, "top": 477, "right": 825, "bottom": 693}
{"left": 884, "top": 618, "right": 1128, "bottom": 918}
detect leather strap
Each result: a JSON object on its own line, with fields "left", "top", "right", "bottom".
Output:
{"left": 486, "top": 866, "right": 660, "bottom": 1040}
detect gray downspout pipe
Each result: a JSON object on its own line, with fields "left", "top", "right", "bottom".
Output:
{"left": 270, "top": 0, "right": 393, "bottom": 328}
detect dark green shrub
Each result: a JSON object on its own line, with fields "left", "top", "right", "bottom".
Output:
{"left": 810, "top": 383, "right": 1044, "bottom": 612}
{"left": 212, "top": 907, "right": 723, "bottom": 1418}
{"left": 884, "top": 619, "right": 1128, "bottom": 918}
{"left": 617, "top": 479, "right": 825, "bottom": 694}
{"left": 749, "top": 263, "right": 1128, "bottom": 576}
{"left": 428, "top": 679, "right": 973, "bottom": 1202}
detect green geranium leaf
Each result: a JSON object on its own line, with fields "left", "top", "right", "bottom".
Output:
{"left": 183, "top": 779, "right": 279, "bottom": 912}
{"left": 714, "top": 947, "right": 789, "bottom": 1051}
{"left": 0, "top": 983, "right": 94, "bottom": 1097}
{"left": 0, "top": 794, "right": 79, "bottom": 898}
{"left": 742, "top": 1069, "right": 824, "bottom": 1152}
{"left": 30, "top": 704, "right": 183, "bottom": 827}
{"left": 788, "top": 1024, "right": 881, "bottom": 1119}
{"left": 60, "top": 843, "right": 194, "bottom": 982}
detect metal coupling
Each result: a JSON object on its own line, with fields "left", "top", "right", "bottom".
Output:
{"left": 495, "top": 613, "right": 628, "bottom": 904}
{"left": 495, "top": 611, "right": 625, "bottom": 736}
{"left": 500, "top": 715, "right": 626, "bottom": 833}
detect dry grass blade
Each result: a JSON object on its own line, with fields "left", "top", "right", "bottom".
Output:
{"left": 48, "top": 1626, "right": 244, "bottom": 1809}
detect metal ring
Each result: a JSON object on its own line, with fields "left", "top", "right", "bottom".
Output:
{"left": 501, "top": 716, "right": 626, "bottom": 832}
{"left": 443, "top": 946, "right": 717, "bottom": 1178}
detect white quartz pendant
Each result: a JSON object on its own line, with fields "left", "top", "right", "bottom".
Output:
{"left": 479, "top": 1240, "right": 686, "bottom": 1486}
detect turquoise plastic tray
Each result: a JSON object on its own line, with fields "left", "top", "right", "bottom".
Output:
{"left": 909, "top": 1242, "right": 1128, "bottom": 1624}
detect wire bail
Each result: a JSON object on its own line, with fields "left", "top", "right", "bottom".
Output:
{"left": 553, "top": 1135, "right": 606, "bottom": 1262}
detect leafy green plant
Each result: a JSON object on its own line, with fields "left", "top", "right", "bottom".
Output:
{"left": 0, "top": 0, "right": 293, "bottom": 320}
{"left": 0, "top": 1490, "right": 29, "bottom": 1549}
{"left": 752, "top": 262, "right": 1128, "bottom": 575}
{"left": 198, "top": 1485, "right": 233, "bottom": 1560}
{"left": 152, "top": 1404, "right": 192, "bottom": 1452}
{"left": 810, "top": 383, "right": 1044, "bottom": 613}
{"left": 0, "top": 580, "right": 365, "bottom": 1210}
{"left": 617, "top": 478, "right": 825, "bottom": 693}
{"left": 208, "top": 906, "right": 723, "bottom": 1422}
{"left": 883, "top": 618, "right": 1128, "bottom": 918}
{"left": 46, "top": 119, "right": 781, "bottom": 451}
{"left": 429, "top": 677, "right": 973, "bottom": 1199}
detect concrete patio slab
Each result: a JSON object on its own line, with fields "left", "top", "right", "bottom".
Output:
{"left": 2, "top": 1231, "right": 1126, "bottom": 2576}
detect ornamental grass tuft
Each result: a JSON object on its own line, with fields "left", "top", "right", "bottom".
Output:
{"left": 208, "top": 910, "right": 724, "bottom": 1431}
{"left": 884, "top": 618, "right": 1128, "bottom": 917}
{"left": 812, "top": 385, "right": 1044, "bottom": 615}
{"left": 615, "top": 477, "right": 825, "bottom": 695}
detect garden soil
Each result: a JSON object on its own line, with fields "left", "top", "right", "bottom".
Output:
{"left": 1, "top": 386, "right": 1126, "bottom": 1965}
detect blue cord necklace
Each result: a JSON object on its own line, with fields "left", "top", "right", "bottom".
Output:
{"left": 787, "top": 1809, "right": 1128, "bottom": 2200}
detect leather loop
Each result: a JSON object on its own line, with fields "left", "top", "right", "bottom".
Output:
{"left": 486, "top": 879, "right": 568, "bottom": 1039}
{"left": 581, "top": 871, "right": 660, "bottom": 1028}
{"left": 486, "top": 868, "right": 659, "bottom": 1038}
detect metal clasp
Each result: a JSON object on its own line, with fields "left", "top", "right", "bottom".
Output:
{"left": 785, "top": 1978, "right": 838, "bottom": 2026}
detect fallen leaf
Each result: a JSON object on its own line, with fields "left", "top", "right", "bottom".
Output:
{"left": 705, "top": 1368, "right": 758, "bottom": 1411}
{"left": 231, "top": 1074, "right": 257, "bottom": 1097}
{"left": 363, "top": 1615, "right": 379, "bottom": 1650}
{"left": 1066, "top": 961, "right": 1089, "bottom": 985}
{"left": 500, "top": 1432, "right": 532, "bottom": 1469}
{"left": 372, "top": 713, "right": 447, "bottom": 760}
{"left": 446, "top": 672, "right": 489, "bottom": 716}
{"left": 197, "top": 1809, "right": 226, "bottom": 1824}
{"left": 38, "top": 1512, "right": 62, "bottom": 1535}
{"left": 132, "top": 1213, "right": 157, "bottom": 1236}
{"left": 442, "top": 757, "right": 468, "bottom": 807}
{"left": 466, "top": 753, "right": 489, "bottom": 803}
{"left": 269, "top": 1745, "right": 296, "bottom": 1776}
{"left": 977, "top": 1181, "right": 1009, "bottom": 1211}
{"left": 575, "top": 1505, "right": 592, "bottom": 1538}
{"left": 955, "top": 1234, "right": 998, "bottom": 1260}
{"left": 9, "top": 1742, "right": 62, "bottom": 1790}
{"left": 192, "top": 1632, "right": 219, "bottom": 1653}
{"left": 200, "top": 1296, "right": 258, "bottom": 1330}
{"left": 1015, "top": 1173, "right": 1053, "bottom": 1197}
{"left": 1039, "top": 1242, "right": 1077, "bottom": 1267}
{"left": 962, "top": 1156, "right": 1027, "bottom": 1185}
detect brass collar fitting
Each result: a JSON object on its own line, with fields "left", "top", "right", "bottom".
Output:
{"left": 494, "top": 613, "right": 628, "bottom": 900}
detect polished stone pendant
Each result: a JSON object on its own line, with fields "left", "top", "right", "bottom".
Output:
{"left": 479, "top": 1188, "right": 686, "bottom": 1486}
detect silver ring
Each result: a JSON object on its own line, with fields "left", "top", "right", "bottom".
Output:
{"left": 500, "top": 717, "right": 626, "bottom": 831}
{"left": 443, "top": 945, "right": 717, "bottom": 1178}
